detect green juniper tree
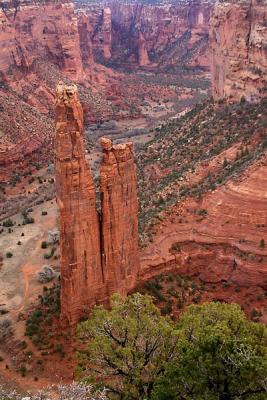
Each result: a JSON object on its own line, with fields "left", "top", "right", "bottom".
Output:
{"left": 77, "top": 293, "right": 178, "bottom": 400}
{"left": 77, "top": 296, "right": 267, "bottom": 400}
{"left": 152, "top": 302, "right": 267, "bottom": 400}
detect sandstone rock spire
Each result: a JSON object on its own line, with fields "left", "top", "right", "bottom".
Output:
{"left": 100, "top": 138, "right": 140, "bottom": 296}
{"left": 55, "top": 85, "right": 140, "bottom": 327}
{"left": 54, "top": 83, "right": 103, "bottom": 327}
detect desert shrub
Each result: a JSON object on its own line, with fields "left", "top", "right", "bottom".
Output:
{"left": 0, "top": 319, "right": 13, "bottom": 342}
{"left": 260, "top": 239, "right": 265, "bottom": 248}
{"left": 3, "top": 219, "right": 14, "bottom": 227}
{"left": 170, "top": 242, "right": 181, "bottom": 253}
{"left": 37, "top": 266, "right": 55, "bottom": 283}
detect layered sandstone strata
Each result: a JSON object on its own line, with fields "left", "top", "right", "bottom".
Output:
{"left": 55, "top": 83, "right": 103, "bottom": 327}
{"left": 100, "top": 138, "right": 140, "bottom": 296}
{"left": 0, "top": 0, "right": 87, "bottom": 82}
{"left": 140, "top": 159, "right": 267, "bottom": 308}
{"left": 0, "top": 0, "right": 94, "bottom": 180}
{"left": 210, "top": 0, "right": 267, "bottom": 101}
{"left": 55, "top": 85, "right": 139, "bottom": 326}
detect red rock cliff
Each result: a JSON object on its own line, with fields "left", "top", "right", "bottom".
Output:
{"left": 55, "top": 83, "right": 103, "bottom": 327}
{"left": 100, "top": 138, "right": 140, "bottom": 297}
{"left": 210, "top": 0, "right": 267, "bottom": 101}
{"left": 0, "top": 0, "right": 88, "bottom": 82}
{"left": 0, "top": 0, "right": 96, "bottom": 181}
{"left": 55, "top": 86, "right": 140, "bottom": 326}
{"left": 82, "top": 0, "right": 213, "bottom": 69}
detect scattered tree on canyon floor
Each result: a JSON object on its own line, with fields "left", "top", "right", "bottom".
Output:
{"left": 77, "top": 295, "right": 267, "bottom": 400}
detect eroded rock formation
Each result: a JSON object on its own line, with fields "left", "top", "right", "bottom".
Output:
{"left": 0, "top": 0, "right": 90, "bottom": 181}
{"left": 55, "top": 84, "right": 139, "bottom": 326}
{"left": 100, "top": 138, "right": 140, "bottom": 296}
{"left": 55, "top": 83, "right": 103, "bottom": 327}
{"left": 0, "top": 0, "right": 87, "bottom": 82}
{"left": 81, "top": 0, "right": 213, "bottom": 69}
{"left": 140, "top": 157, "right": 267, "bottom": 322}
{"left": 210, "top": 0, "right": 267, "bottom": 101}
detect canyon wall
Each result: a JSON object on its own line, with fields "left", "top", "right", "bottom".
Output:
{"left": 0, "top": 0, "right": 99, "bottom": 181}
{"left": 210, "top": 0, "right": 267, "bottom": 102}
{"left": 0, "top": 0, "right": 89, "bottom": 83}
{"left": 81, "top": 0, "right": 213, "bottom": 69}
{"left": 55, "top": 84, "right": 139, "bottom": 327}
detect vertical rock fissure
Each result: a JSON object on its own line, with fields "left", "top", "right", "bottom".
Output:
{"left": 55, "top": 86, "right": 140, "bottom": 327}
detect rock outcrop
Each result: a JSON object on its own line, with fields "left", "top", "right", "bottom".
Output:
{"left": 139, "top": 157, "right": 267, "bottom": 321}
{"left": 100, "top": 138, "right": 140, "bottom": 296}
{"left": 0, "top": 0, "right": 87, "bottom": 82}
{"left": 0, "top": 0, "right": 91, "bottom": 181}
{"left": 55, "top": 84, "right": 139, "bottom": 327}
{"left": 210, "top": 0, "right": 267, "bottom": 101}
{"left": 55, "top": 83, "right": 103, "bottom": 327}
{"left": 82, "top": 0, "right": 213, "bottom": 69}
{"left": 0, "top": 0, "right": 120, "bottom": 181}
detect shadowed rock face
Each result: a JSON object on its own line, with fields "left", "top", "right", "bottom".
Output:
{"left": 54, "top": 85, "right": 140, "bottom": 327}
{"left": 83, "top": 0, "right": 213, "bottom": 69}
{"left": 210, "top": 0, "right": 267, "bottom": 102}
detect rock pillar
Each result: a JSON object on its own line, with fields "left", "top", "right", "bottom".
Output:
{"left": 54, "top": 83, "right": 103, "bottom": 327}
{"left": 100, "top": 138, "right": 140, "bottom": 295}
{"left": 55, "top": 85, "right": 140, "bottom": 328}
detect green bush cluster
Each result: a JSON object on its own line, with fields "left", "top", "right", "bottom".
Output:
{"left": 77, "top": 294, "right": 267, "bottom": 400}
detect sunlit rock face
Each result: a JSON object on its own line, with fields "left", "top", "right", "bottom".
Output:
{"left": 0, "top": 0, "right": 89, "bottom": 81}
{"left": 100, "top": 138, "right": 140, "bottom": 297}
{"left": 54, "top": 83, "right": 103, "bottom": 328}
{"left": 55, "top": 85, "right": 140, "bottom": 327}
{"left": 0, "top": 0, "right": 95, "bottom": 181}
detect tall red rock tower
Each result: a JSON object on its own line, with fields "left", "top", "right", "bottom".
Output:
{"left": 100, "top": 138, "right": 140, "bottom": 296}
{"left": 55, "top": 85, "right": 140, "bottom": 327}
{"left": 54, "top": 83, "right": 103, "bottom": 327}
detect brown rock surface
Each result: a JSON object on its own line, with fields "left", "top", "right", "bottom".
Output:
{"left": 82, "top": 5, "right": 112, "bottom": 62}
{"left": 0, "top": 0, "right": 86, "bottom": 81}
{"left": 54, "top": 83, "right": 103, "bottom": 327}
{"left": 100, "top": 138, "right": 140, "bottom": 296}
{"left": 55, "top": 87, "right": 140, "bottom": 326}
{"left": 138, "top": 32, "right": 150, "bottom": 67}
{"left": 0, "top": 0, "right": 118, "bottom": 180}
{"left": 0, "top": 0, "right": 89, "bottom": 180}
{"left": 210, "top": 0, "right": 267, "bottom": 101}
{"left": 81, "top": 0, "right": 213, "bottom": 69}
{"left": 139, "top": 158, "right": 267, "bottom": 318}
